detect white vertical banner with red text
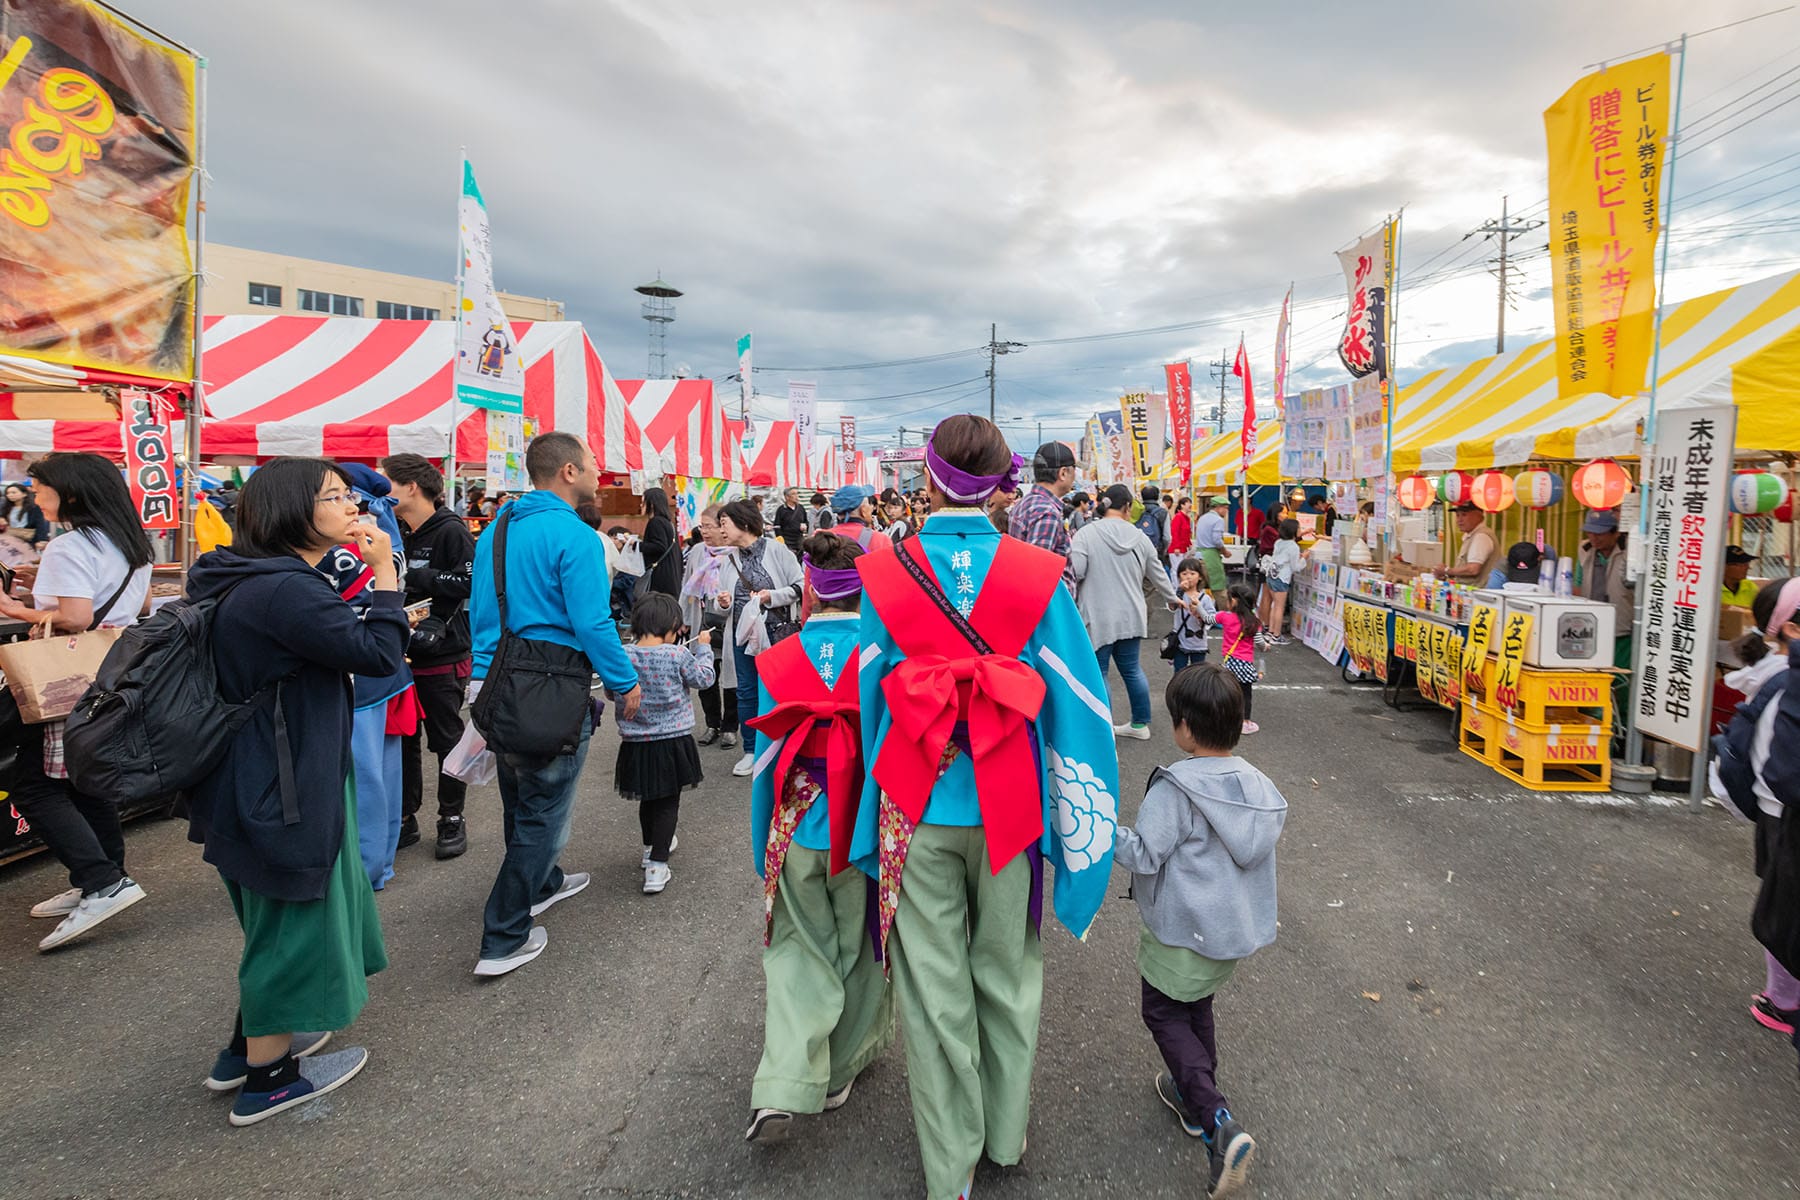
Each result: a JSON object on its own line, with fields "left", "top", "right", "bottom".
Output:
{"left": 1635, "top": 404, "right": 1735, "bottom": 751}
{"left": 120, "top": 390, "right": 178, "bottom": 529}
{"left": 1164, "top": 361, "right": 1193, "bottom": 484}
{"left": 788, "top": 381, "right": 817, "bottom": 449}
{"left": 1336, "top": 227, "right": 1389, "bottom": 381}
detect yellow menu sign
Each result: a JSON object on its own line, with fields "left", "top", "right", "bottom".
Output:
{"left": 1493, "top": 610, "right": 1535, "bottom": 715}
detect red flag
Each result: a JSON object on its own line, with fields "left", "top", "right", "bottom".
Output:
{"left": 1232, "top": 337, "right": 1256, "bottom": 473}
{"left": 1163, "top": 361, "right": 1193, "bottom": 485}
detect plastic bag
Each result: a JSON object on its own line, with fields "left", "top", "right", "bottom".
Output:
{"left": 736, "top": 601, "right": 771, "bottom": 656}
{"left": 444, "top": 721, "right": 496, "bottom": 785}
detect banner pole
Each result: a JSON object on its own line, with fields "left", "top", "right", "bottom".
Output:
{"left": 1383, "top": 211, "right": 1404, "bottom": 555}
{"left": 1625, "top": 35, "right": 1687, "bottom": 768}
{"left": 181, "top": 55, "right": 207, "bottom": 570}
{"left": 446, "top": 148, "right": 467, "bottom": 481}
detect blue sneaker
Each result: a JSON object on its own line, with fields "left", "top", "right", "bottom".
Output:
{"left": 204, "top": 1031, "right": 332, "bottom": 1093}
{"left": 228, "top": 1046, "right": 369, "bottom": 1126}
{"left": 1153, "top": 1072, "right": 1206, "bottom": 1138}
{"left": 1206, "top": 1108, "right": 1255, "bottom": 1197}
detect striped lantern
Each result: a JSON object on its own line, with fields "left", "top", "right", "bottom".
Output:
{"left": 1470, "top": 470, "right": 1516, "bottom": 513}
{"left": 1571, "top": 458, "right": 1632, "bottom": 509}
{"left": 1730, "top": 470, "right": 1789, "bottom": 515}
{"left": 1397, "top": 475, "right": 1436, "bottom": 510}
{"left": 1437, "top": 470, "right": 1475, "bottom": 506}
{"left": 1513, "top": 469, "right": 1564, "bottom": 509}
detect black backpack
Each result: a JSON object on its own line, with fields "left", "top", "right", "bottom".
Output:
{"left": 64, "top": 583, "right": 295, "bottom": 817}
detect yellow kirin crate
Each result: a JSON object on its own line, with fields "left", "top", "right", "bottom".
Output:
{"left": 1469, "top": 656, "right": 1615, "bottom": 728}
{"left": 1459, "top": 701, "right": 1611, "bottom": 791}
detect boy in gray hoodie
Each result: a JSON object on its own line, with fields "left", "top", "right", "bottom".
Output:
{"left": 1114, "top": 663, "right": 1287, "bottom": 1197}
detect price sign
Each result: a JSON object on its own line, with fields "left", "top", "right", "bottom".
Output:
{"left": 1493, "top": 610, "right": 1534, "bottom": 715}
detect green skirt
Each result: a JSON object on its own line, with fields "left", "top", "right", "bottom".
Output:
{"left": 225, "top": 779, "right": 388, "bottom": 1036}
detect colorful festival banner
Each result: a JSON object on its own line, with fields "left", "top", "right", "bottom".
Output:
{"left": 119, "top": 390, "right": 177, "bottom": 529}
{"left": 1120, "top": 393, "right": 1152, "bottom": 481}
{"left": 1336, "top": 225, "right": 1389, "bottom": 380}
{"left": 484, "top": 409, "right": 534, "bottom": 492}
{"left": 0, "top": 0, "right": 199, "bottom": 384}
{"left": 1096, "top": 408, "right": 1128, "bottom": 486}
{"left": 1232, "top": 338, "right": 1256, "bottom": 472}
{"left": 1164, "top": 361, "right": 1193, "bottom": 484}
{"left": 1637, "top": 404, "right": 1735, "bottom": 751}
{"left": 674, "top": 475, "right": 745, "bottom": 540}
{"left": 1544, "top": 52, "right": 1669, "bottom": 401}
{"left": 1273, "top": 286, "right": 1292, "bottom": 420}
{"left": 1350, "top": 373, "right": 1385, "bottom": 480}
{"left": 1320, "top": 384, "right": 1354, "bottom": 481}
{"left": 839, "top": 415, "right": 856, "bottom": 455}
{"left": 455, "top": 160, "right": 524, "bottom": 413}
{"left": 736, "top": 333, "right": 753, "bottom": 423}
{"left": 787, "top": 380, "right": 817, "bottom": 448}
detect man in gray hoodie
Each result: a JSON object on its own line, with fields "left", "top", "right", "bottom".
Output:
{"left": 1114, "top": 663, "right": 1287, "bottom": 1197}
{"left": 1068, "top": 483, "right": 1179, "bottom": 740}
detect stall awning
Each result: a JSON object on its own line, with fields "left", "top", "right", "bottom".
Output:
{"left": 1188, "top": 423, "right": 1283, "bottom": 488}
{"left": 618, "top": 378, "right": 743, "bottom": 482}
{"left": 1391, "top": 269, "right": 1800, "bottom": 472}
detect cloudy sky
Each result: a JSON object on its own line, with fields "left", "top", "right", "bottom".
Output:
{"left": 133, "top": 0, "right": 1800, "bottom": 451}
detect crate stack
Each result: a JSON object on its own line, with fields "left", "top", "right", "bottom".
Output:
{"left": 1459, "top": 658, "right": 1613, "bottom": 791}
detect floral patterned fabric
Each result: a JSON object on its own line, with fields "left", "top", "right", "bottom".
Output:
{"left": 763, "top": 769, "right": 823, "bottom": 945}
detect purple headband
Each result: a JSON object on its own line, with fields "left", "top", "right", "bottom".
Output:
{"left": 924, "top": 435, "right": 1024, "bottom": 504}
{"left": 804, "top": 555, "right": 864, "bottom": 601}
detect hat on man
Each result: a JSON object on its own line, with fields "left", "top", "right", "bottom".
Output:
{"left": 1451, "top": 501, "right": 1480, "bottom": 514}
{"left": 1581, "top": 508, "right": 1620, "bottom": 534}
{"left": 1031, "top": 441, "right": 1076, "bottom": 479}
{"left": 829, "top": 484, "right": 875, "bottom": 515}
{"left": 1725, "top": 544, "right": 1757, "bottom": 565}
{"left": 1209, "top": 495, "right": 1229, "bottom": 509}
{"left": 1504, "top": 542, "right": 1543, "bottom": 584}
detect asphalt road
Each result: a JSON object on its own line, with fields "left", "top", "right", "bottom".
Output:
{"left": 2, "top": 642, "right": 1794, "bottom": 1199}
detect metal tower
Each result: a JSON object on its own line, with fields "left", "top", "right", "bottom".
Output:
{"left": 635, "top": 274, "right": 681, "bottom": 379}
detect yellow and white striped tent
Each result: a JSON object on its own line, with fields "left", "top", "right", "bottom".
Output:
{"left": 1187, "top": 423, "right": 1283, "bottom": 489}
{"left": 1390, "top": 268, "right": 1800, "bottom": 472}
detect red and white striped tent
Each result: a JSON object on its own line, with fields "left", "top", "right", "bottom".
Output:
{"left": 0, "top": 315, "right": 634, "bottom": 470}
{"left": 617, "top": 378, "right": 742, "bottom": 481}
{"left": 744, "top": 419, "right": 809, "bottom": 490}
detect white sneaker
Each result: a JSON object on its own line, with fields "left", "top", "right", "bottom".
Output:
{"left": 643, "top": 861, "right": 671, "bottom": 894}
{"left": 30, "top": 887, "right": 81, "bottom": 919}
{"left": 473, "top": 926, "right": 548, "bottom": 978}
{"left": 731, "top": 753, "right": 755, "bottom": 777}
{"left": 37, "top": 878, "right": 146, "bottom": 951}
{"left": 640, "top": 835, "right": 678, "bottom": 869}
{"left": 1112, "top": 722, "right": 1152, "bottom": 741}
{"left": 529, "top": 871, "right": 590, "bottom": 917}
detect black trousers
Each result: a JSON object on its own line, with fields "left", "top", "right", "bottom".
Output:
{"left": 9, "top": 721, "right": 126, "bottom": 894}
{"left": 639, "top": 794, "right": 680, "bottom": 861}
{"left": 698, "top": 671, "right": 737, "bottom": 733}
{"left": 403, "top": 668, "right": 468, "bottom": 823}
{"left": 1141, "top": 978, "right": 1225, "bottom": 1128}
{"left": 1238, "top": 679, "right": 1254, "bottom": 721}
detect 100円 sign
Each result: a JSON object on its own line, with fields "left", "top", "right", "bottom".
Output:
{"left": 1635, "top": 404, "right": 1735, "bottom": 751}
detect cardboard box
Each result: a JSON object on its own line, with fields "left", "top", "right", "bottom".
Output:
{"left": 1719, "top": 606, "right": 1755, "bottom": 642}
{"left": 1405, "top": 540, "right": 1443, "bottom": 570}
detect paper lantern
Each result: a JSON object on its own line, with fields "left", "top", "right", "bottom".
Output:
{"left": 1778, "top": 493, "right": 1795, "bottom": 523}
{"left": 1513, "top": 469, "right": 1564, "bottom": 509}
{"left": 1470, "top": 471, "right": 1516, "bottom": 513}
{"left": 1397, "top": 475, "right": 1436, "bottom": 510}
{"left": 1730, "top": 471, "right": 1789, "bottom": 515}
{"left": 1571, "top": 458, "right": 1632, "bottom": 509}
{"left": 1437, "top": 470, "right": 1475, "bottom": 506}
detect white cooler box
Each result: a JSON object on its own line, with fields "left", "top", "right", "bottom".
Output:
{"left": 1502, "top": 595, "right": 1616, "bottom": 668}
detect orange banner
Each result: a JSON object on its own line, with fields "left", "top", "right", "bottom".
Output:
{"left": 1544, "top": 52, "right": 1670, "bottom": 402}
{"left": 0, "top": 0, "right": 198, "bottom": 383}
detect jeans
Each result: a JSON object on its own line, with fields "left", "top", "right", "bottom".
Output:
{"left": 480, "top": 717, "right": 592, "bottom": 958}
{"left": 1095, "top": 637, "right": 1152, "bottom": 726}
{"left": 1141, "top": 978, "right": 1225, "bottom": 1128}
{"left": 9, "top": 721, "right": 126, "bottom": 895}
{"left": 734, "top": 640, "right": 761, "bottom": 753}
{"left": 403, "top": 668, "right": 469, "bottom": 823}
{"left": 1172, "top": 648, "right": 1208, "bottom": 673}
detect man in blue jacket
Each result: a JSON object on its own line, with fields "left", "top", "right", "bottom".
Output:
{"left": 469, "top": 432, "right": 641, "bottom": 978}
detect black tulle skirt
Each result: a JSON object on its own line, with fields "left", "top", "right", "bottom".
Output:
{"left": 616, "top": 735, "right": 704, "bottom": 802}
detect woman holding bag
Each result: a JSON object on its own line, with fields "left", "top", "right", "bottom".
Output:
{"left": 713, "top": 500, "right": 802, "bottom": 779}
{"left": 0, "top": 452, "right": 154, "bottom": 951}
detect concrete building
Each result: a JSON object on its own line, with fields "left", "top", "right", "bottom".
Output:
{"left": 203, "top": 244, "right": 566, "bottom": 322}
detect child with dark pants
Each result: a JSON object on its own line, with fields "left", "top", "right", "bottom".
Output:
{"left": 1113, "top": 663, "right": 1288, "bottom": 1197}
{"left": 611, "top": 594, "right": 714, "bottom": 895}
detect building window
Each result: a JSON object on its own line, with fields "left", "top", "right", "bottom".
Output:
{"left": 298, "top": 289, "right": 363, "bottom": 317}
{"left": 375, "top": 301, "right": 440, "bottom": 321}
{"left": 247, "top": 282, "right": 282, "bottom": 308}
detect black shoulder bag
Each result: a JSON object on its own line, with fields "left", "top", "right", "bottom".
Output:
{"left": 893, "top": 538, "right": 993, "bottom": 656}
{"left": 470, "top": 508, "right": 595, "bottom": 758}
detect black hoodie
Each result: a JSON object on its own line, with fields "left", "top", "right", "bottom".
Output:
{"left": 184, "top": 549, "right": 408, "bottom": 902}
{"left": 401, "top": 506, "right": 475, "bottom": 668}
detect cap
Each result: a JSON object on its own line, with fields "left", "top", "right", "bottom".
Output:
{"left": 829, "top": 484, "right": 875, "bottom": 514}
{"left": 1504, "top": 542, "right": 1543, "bottom": 584}
{"left": 1032, "top": 441, "right": 1076, "bottom": 474}
{"left": 1209, "top": 495, "right": 1229, "bottom": 508}
{"left": 1725, "top": 544, "right": 1757, "bottom": 565}
{"left": 1581, "top": 508, "right": 1620, "bottom": 534}
{"left": 1451, "top": 501, "right": 1480, "bottom": 513}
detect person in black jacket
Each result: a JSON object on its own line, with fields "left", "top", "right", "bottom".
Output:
{"left": 185, "top": 456, "right": 408, "bottom": 1127}
{"left": 640, "top": 486, "right": 683, "bottom": 600}
{"left": 382, "top": 454, "right": 477, "bottom": 859}
{"left": 773, "top": 487, "right": 806, "bottom": 555}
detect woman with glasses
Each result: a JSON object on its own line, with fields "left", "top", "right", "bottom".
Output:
{"left": 184, "top": 458, "right": 409, "bottom": 1126}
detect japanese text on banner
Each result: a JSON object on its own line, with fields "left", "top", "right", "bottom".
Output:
{"left": 1165, "top": 362, "right": 1194, "bottom": 484}
{"left": 1120, "top": 394, "right": 1152, "bottom": 481}
{"left": 455, "top": 160, "right": 524, "bottom": 413}
{"left": 1543, "top": 52, "right": 1669, "bottom": 401}
{"left": 1336, "top": 226, "right": 1389, "bottom": 380}
{"left": 120, "top": 390, "right": 178, "bottom": 529}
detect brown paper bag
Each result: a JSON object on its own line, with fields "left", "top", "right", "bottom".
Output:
{"left": 0, "top": 619, "right": 124, "bottom": 724}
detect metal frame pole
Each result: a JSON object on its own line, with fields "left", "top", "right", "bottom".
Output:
{"left": 181, "top": 55, "right": 207, "bottom": 568}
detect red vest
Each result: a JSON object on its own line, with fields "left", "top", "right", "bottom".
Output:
{"left": 743, "top": 634, "right": 863, "bottom": 876}
{"left": 858, "top": 535, "right": 1066, "bottom": 873}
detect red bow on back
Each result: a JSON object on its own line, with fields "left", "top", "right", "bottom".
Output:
{"left": 745, "top": 650, "right": 863, "bottom": 876}
{"left": 877, "top": 653, "right": 1046, "bottom": 873}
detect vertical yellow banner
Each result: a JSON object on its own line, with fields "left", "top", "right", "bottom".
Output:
{"left": 1120, "top": 394, "right": 1152, "bottom": 481}
{"left": 1544, "top": 52, "right": 1671, "bottom": 401}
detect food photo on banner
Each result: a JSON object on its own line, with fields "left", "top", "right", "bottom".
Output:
{"left": 0, "top": 0, "right": 198, "bottom": 383}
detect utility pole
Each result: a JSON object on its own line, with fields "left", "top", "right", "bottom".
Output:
{"left": 985, "top": 323, "right": 1026, "bottom": 420}
{"left": 1474, "top": 195, "right": 1544, "bottom": 354}
{"left": 1208, "top": 348, "right": 1231, "bottom": 434}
